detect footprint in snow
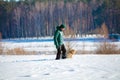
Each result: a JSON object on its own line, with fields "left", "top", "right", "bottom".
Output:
{"left": 69, "top": 69, "right": 75, "bottom": 72}
{"left": 21, "top": 75, "right": 31, "bottom": 77}
{"left": 63, "top": 69, "right": 75, "bottom": 74}
{"left": 20, "top": 74, "right": 38, "bottom": 77}
{"left": 43, "top": 73, "right": 50, "bottom": 75}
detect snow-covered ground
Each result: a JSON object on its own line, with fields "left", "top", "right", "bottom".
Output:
{"left": 1, "top": 40, "right": 120, "bottom": 54}
{"left": 0, "top": 55, "right": 120, "bottom": 80}
{"left": 0, "top": 36, "right": 120, "bottom": 80}
{"left": 1, "top": 36, "right": 120, "bottom": 54}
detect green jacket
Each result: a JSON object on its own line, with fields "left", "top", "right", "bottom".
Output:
{"left": 54, "top": 26, "right": 64, "bottom": 49}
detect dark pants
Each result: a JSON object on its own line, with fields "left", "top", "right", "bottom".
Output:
{"left": 56, "top": 44, "right": 66, "bottom": 60}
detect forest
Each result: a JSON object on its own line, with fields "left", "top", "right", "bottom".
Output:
{"left": 0, "top": 0, "right": 120, "bottom": 39}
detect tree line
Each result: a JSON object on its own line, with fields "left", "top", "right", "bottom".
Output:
{"left": 0, "top": 0, "right": 120, "bottom": 39}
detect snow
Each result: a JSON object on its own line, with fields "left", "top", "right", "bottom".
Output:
{"left": 0, "top": 55, "right": 120, "bottom": 80}
{"left": 1, "top": 34, "right": 120, "bottom": 54}
{"left": 2, "top": 41, "right": 120, "bottom": 54}
{"left": 2, "top": 42, "right": 56, "bottom": 52}
{"left": 0, "top": 36, "right": 120, "bottom": 80}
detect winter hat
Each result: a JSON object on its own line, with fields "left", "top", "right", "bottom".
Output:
{"left": 60, "top": 24, "right": 66, "bottom": 28}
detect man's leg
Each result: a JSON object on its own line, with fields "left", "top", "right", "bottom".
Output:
{"left": 61, "top": 44, "right": 67, "bottom": 59}
{"left": 56, "top": 46, "right": 61, "bottom": 60}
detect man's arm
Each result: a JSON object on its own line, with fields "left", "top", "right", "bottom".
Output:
{"left": 54, "top": 31, "right": 59, "bottom": 49}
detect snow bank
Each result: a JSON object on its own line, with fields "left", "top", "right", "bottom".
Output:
{"left": 1, "top": 41, "right": 120, "bottom": 54}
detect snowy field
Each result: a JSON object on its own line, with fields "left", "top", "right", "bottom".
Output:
{"left": 0, "top": 55, "right": 120, "bottom": 80}
{"left": 0, "top": 36, "right": 120, "bottom": 80}
{"left": 1, "top": 36, "right": 120, "bottom": 54}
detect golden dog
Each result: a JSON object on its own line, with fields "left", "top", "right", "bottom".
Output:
{"left": 67, "top": 49, "right": 76, "bottom": 58}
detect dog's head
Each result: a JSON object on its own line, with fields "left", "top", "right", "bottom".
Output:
{"left": 69, "top": 49, "right": 76, "bottom": 54}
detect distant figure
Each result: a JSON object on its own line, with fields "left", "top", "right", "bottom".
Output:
{"left": 54, "top": 24, "right": 66, "bottom": 60}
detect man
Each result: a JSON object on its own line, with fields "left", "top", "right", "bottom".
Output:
{"left": 54, "top": 24, "right": 66, "bottom": 60}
